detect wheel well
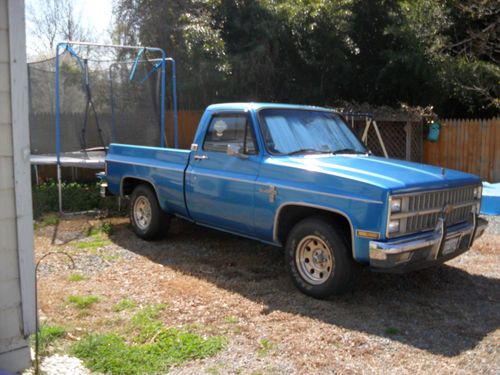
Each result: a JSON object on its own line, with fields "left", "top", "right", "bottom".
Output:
{"left": 276, "top": 205, "right": 352, "bottom": 249}
{"left": 121, "top": 177, "right": 155, "bottom": 197}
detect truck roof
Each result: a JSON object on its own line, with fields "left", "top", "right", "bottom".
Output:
{"left": 206, "top": 102, "right": 336, "bottom": 112}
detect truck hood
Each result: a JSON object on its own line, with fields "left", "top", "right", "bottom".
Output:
{"left": 268, "top": 155, "right": 481, "bottom": 192}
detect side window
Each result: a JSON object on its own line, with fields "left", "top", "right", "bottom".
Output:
{"left": 203, "top": 114, "right": 258, "bottom": 154}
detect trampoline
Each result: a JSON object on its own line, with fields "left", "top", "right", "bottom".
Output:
{"left": 28, "top": 41, "right": 178, "bottom": 213}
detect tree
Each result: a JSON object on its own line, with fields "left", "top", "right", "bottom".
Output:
{"left": 26, "top": 0, "right": 93, "bottom": 60}
{"left": 112, "top": 0, "right": 498, "bottom": 117}
{"left": 399, "top": 0, "right": 499, "bottom": 115}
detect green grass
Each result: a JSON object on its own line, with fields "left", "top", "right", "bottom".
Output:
{"left": 207, "top": 364, "right": 223, "bottom": 375}
{"left": 257, "top": 338, "right": 275, "bottom": 357}
{"left": 71, "top": 303, "right": 226, "bottom": 374}
{"left": 113, "top": 298, "right": 136, "bottom": 312}
{"left": 102, "top": 254, "right": 119, "bottom": 262}
{"left": 75, "top": 236, "right": 111, "bottom": 250}
{"left": 88, "top": 222, "right": 114, "bottom": 236}
{"left": 385, "top": 327, "right": 400, "bottom": 335}
{"left": 67, "top": 295, "right": 100, "bottom": 310}
{"left": 35, "top": 213, "right": 60, "bottom": 229}
{"left": 224, "top": 315, "right": 239, "bottom": 324}
{"left": 129, "top": 304, "right": 168, "bottom": 343}
{"left": 29, "top": 324, "right": 66, "bottom": 355}
{"left": 68, "top": 273, "right": 86, "bottom": 282}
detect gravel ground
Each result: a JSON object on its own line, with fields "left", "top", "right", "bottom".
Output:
{"left": 483, "top": 214, "right": 500, "bottom": 235}
{"left": 30, "top": 214, "right": 500, "bottom": 374}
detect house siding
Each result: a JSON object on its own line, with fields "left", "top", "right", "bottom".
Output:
{"left": 0, "top": 0, "right": 34, "bottom": 371}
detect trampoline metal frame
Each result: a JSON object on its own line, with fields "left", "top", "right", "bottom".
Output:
{"left": 51, "top": 41, "right": 178, "bottom": 214}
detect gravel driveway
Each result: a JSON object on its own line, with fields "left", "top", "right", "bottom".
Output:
{"left": 32, "top": 214, "right": 500, "bottom": 374}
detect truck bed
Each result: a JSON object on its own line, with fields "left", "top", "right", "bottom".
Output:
{"left": 105, "top": 143, "right": 192, "bottom": 216}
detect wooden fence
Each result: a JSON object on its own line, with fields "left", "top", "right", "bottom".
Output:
{"left": 165, "top": 110, "right": 203, "bottom": 149}
{"left": 423, "top": 118, "right": 499, "bottom": 182}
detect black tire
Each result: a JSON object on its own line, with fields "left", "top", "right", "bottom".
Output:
{"left": 129, "top": 184, "right": 170, "bottom": 240}
{"left": 285, "top": 217, "right": 359, "bottom": 298}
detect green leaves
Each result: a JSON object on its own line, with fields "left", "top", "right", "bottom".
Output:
{"left": 112, "top": 0, "right": 499, "bottom": 116}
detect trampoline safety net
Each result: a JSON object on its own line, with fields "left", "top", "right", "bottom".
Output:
{"left": 28, "top": 45, "right": 170, "bottom": 157}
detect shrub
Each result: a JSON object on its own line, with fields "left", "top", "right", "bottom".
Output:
{"left": 32, "top": 181, "right": 125, "bottom": 219}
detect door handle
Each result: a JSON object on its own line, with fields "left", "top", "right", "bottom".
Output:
{"left": 194, "top": 154, "right": 208, "bottom": 160}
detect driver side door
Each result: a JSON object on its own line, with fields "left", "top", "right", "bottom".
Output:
{"left": 185, "top": 112, "right": 261, "bottom": 236}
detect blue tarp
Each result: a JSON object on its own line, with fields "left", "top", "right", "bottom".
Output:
{"left": 481, "top": 182, "right": 500, "bottom": 215}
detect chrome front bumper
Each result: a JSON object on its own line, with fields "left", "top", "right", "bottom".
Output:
{"left": 369, "top": 216, "right": 488, "bottom": 272}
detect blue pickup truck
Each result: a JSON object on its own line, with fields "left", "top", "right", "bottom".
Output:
{"left": 103, "top": 103, "right": 487, "bottom": 298}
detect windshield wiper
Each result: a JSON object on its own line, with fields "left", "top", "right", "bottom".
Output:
{"left": 287, "top": 148, "right": 332, "bottom": 155}
{"left": 332, "top": 148, "right": 365, "bottom": 155}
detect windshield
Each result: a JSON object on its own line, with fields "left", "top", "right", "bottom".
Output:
{"left": 259, "top": 109, "right": 367, "bottom": 155}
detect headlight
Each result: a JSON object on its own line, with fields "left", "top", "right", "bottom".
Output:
{"left": 390, "top": 198, "right": 402, "bottom": 213}
{"left": 388, "top": 220, "right": 400, "bottom": 233}
{"left": 473, "top": 186, "right": 482, "bottom": 199}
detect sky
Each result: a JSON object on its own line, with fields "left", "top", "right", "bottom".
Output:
{"left": 25, "top": 0, "right": 113, "bottom": 60}
{"left": 79, "top": 0, "right": 113, "bottom": 38}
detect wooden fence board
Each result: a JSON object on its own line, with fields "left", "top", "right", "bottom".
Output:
{"left": 423, "top": 118, "right": 499, "bottom": 182}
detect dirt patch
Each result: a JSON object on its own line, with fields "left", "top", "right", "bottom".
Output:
{"left": 35, "top": 215, "right": 500, "bottom": 374}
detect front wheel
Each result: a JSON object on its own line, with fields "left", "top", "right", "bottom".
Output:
{"left": 285, "top": 217, "right": 359, "bottom": 298}
{"left": 129, "top": 184, "right": 170, "bottom": 240}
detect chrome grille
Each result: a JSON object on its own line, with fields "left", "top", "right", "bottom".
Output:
{"left": 388, "top": 185, "right": 479, "bottom": 238}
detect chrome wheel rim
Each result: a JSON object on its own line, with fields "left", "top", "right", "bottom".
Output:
{"left": 295, "top": 235, "right": 334, "bottom": 285}
{"left": 133, "top": 196, "right": 152, "bottom": 230}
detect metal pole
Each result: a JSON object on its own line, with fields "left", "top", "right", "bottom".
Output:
{"left": 109, "top": 64, "right": 117, "bottom": 142}
{"left": 167, "top": 58, "right": 178, "bottom": 148}
{"left": 55, "top": 43, "right": 62, "bottom": 167}
{"left": 60, "top": 40, "right": 164, "bottom": 51}
{"left": 55, "top": 43, "right": 63, "bottom": 213}
{"left": 160, "top": 52, "right": 166, "bottom": 148}
{"left": 57, "top": 164, "right": 62, "bottom": 214}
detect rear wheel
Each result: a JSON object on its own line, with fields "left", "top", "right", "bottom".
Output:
{"left": 129, "top": 184, "right": 170, "bottom": 240}
{"left": 285, "top": 217, "right": 359, "bottom": 298}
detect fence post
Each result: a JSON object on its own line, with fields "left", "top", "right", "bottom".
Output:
{"left": 405, "top": 122, "right": 412, "bottom": 161}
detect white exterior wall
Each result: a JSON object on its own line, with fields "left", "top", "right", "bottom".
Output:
{"left": 0, "top": 0, "right": 36, "bottom": 372}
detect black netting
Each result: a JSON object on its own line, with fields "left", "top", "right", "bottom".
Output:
{"left": 28, "top": 47, "right": 169, "bottom": 155}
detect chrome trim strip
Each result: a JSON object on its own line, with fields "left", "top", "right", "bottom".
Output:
{"left": 390, "top": 200, "right": 477, "bottom": 219}
{"left": 271, "top": 183, "right": 383, "bottom": 204}
{"left": 190, "top": 172, "right": 383, "bottom": 204}
{"left": 390, "top": 184, "right": 480, "bottom": 197}
{"left": 273, "top": 202, "right": 358, "bottom": 260}
{"left": 468, "top": 211, "right": 477, "bottom": 248}
{"left": 187, "top": 171, "right": 257, "bottom": 184}
{"left": 107, "top": 158, "right": 184, "bottom": 172}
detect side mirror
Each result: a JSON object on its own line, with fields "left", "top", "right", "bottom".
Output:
{"left": 227, "top": 144, "right": 249, "bottom": 159}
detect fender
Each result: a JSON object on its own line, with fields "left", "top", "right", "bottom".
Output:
{"left": 120, "top": 175, "right": 165, "bottom": 210}
{"left": 273, "top": 201, "right": 357, "bottom": 260}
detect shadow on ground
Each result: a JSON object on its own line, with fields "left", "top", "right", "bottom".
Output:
{"left": 109, "top": 218, "right": 500, "bottom": 357}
